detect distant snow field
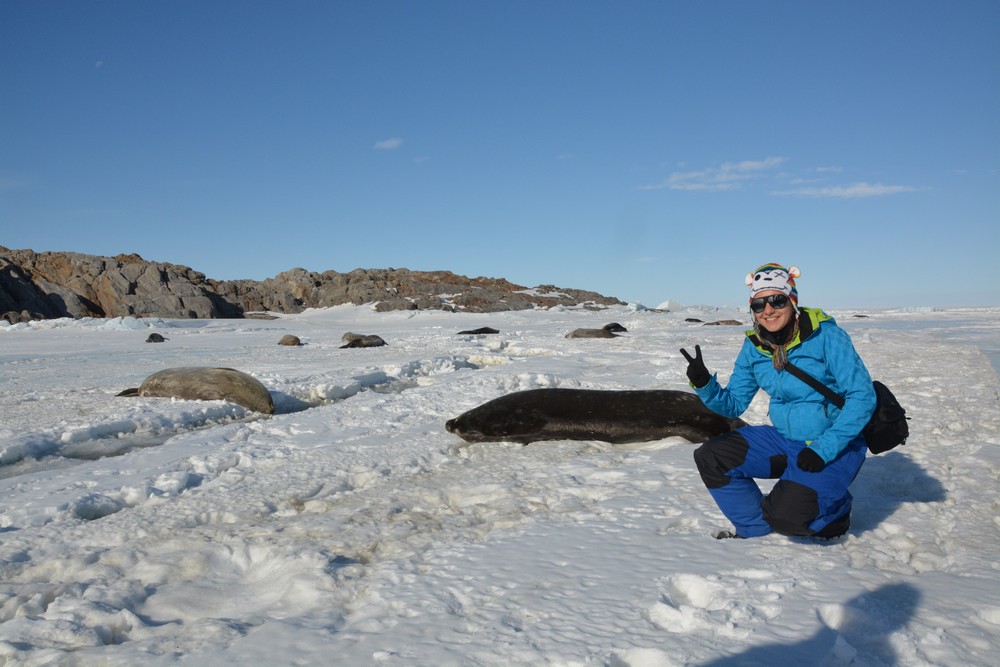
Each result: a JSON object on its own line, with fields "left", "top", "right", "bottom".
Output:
{"left": 1, "top": 304, "right": 999, "bottom": 666}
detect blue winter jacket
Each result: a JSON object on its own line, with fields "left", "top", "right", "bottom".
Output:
{"left": 694, "top": 307, "right": 877, "bottom": 463}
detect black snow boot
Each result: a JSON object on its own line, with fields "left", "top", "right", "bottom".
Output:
{"left": 813, "top": 513, "right": 850, "bottom": 539}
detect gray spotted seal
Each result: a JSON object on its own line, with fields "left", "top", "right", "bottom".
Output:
{"left": 117, "top": 367, "right": 275, "bottom": 414}
{"left": 445, "top": 388, "right": 746, "bottom": 444}
{"left": 146, "top": 333, "right": 168, "bottom": 343}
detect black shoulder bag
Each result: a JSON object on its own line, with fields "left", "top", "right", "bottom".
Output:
{"left": 783, "top": 362, "right": 910, "bottom": 454}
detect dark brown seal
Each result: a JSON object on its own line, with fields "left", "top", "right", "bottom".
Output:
{"left": 457, "top": 327, "right": 500, "bottom": 335}
{"left": 445, "top": 388, "right": 746, "bottom": 444}
{"left": 565, "top": 328, "right": 619, "bottom": 339}
{"left": 340, "top": 333, "right": 387, "bottom": 348}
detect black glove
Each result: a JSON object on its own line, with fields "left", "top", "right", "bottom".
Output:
{"left": 679, "top": 345, "right": 711, "bottom": 388}
{"left": 797, "top": 446, "right": 826, "bottom": 472}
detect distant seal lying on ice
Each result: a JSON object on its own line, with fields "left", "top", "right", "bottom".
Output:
{"left": 566, "top": 328, "right": 619, "bottom": 339}
{"left": 457, "top": 327, "right": 500, "bottom": 335}
{"left": 445, "top": 388, "right": 746, "bottom": 444}
{"left": 117, "top": 367, "right": 275, "bottom": 414}
{"left": 340, "top": 333, "right": 387, "bottom": 348}
{"left": 146, "top": 333, "right": 168, "bottom": 343}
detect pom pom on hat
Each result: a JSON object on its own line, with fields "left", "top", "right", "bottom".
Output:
{"left": 745, "top": 263, "right": 800, "bottom": 306}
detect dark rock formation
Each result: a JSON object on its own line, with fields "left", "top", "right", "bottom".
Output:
{"left": 0, "top": 247, "right": 624, "bottom": 321}
{"left": 0, "top": 255, "right": 60, "bottom": 320}
{"left": 1, "top": 248, "right": 239, "bottom": 319}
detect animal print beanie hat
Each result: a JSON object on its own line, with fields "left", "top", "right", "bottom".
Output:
{"left": 745, "top": 263, "right": 800, "bottom": 307}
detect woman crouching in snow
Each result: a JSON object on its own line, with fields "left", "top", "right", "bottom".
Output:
{"left": 680, "top": 263, "right": 876, "bottom": 540}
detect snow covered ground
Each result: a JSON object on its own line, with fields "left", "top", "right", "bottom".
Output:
{"left": 1, "top": 303, "right": 998, "bottom": 666}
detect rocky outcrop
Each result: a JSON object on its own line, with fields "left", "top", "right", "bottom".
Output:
{"left": 1, "top": 248, "right": 240, "bottom": 320}
{"left": 0, "top": 247, "right": 625, "bottom": 321}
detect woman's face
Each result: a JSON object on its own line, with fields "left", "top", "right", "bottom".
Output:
{"left": 753, "top": 290, "right": 794, "bottom": 333}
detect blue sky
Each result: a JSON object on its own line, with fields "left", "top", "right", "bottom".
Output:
{"left": 2, "top": 1, "right": 998, "bottom": 308}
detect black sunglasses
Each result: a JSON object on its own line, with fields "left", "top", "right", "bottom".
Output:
{"left": 750, "top": 294, "right": 790, "bottom": 313}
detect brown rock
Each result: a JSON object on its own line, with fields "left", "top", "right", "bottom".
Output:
{"left": 0, "top": 247, "right": 625, "bottom": 319}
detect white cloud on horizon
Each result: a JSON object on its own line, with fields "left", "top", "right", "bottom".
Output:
{"left": 782, "top": 177, "right": 825, "bottom": 185}
{"left": 772, "top": 182, "right": 919, "bottom": 198}
{"left": 638, "top": 158, "right": 916, "bottom": 200}
{"left": 639, "top": 157, "right": 787, "bottom": 192}
{"left": 374, "top": 138, "right": 403, "bottom": 150}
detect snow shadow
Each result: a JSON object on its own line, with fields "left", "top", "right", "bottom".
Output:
{"left": 699, "top": 582, "right": 921, "bottom": 665}
{"left": 850, "top": 450, "right": 947, "bottom": 534}
{"left": 269, "top": 390, "right": 315, "bottom": 414}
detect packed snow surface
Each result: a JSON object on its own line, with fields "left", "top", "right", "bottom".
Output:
{"left": 1, "top": 304, "right": 998, "bottom": 666}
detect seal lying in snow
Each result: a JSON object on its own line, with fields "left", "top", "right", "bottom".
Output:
{"left": 445, "top": 388, "right": 746, "bottom": 444}
{"left": 340, "top": 334, "right": 387, "bottom": 348}
{"left": 117, "top": 367, "right": 275, "bottom": 414}
{"left": 565, "top": 328, "right": 619, "bottom": 339}
{"left": 565, "top": 323, "right": 628, "bottom": 338}
{"left": 457, "top": 327, "right": 500, "bottom": 335}
{"left": 340, "top": 332, "right": 387, "bottom": 348}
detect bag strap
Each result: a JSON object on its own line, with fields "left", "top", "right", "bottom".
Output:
{"left": 783, "top": 362, "right": 846, "bottom": 409}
